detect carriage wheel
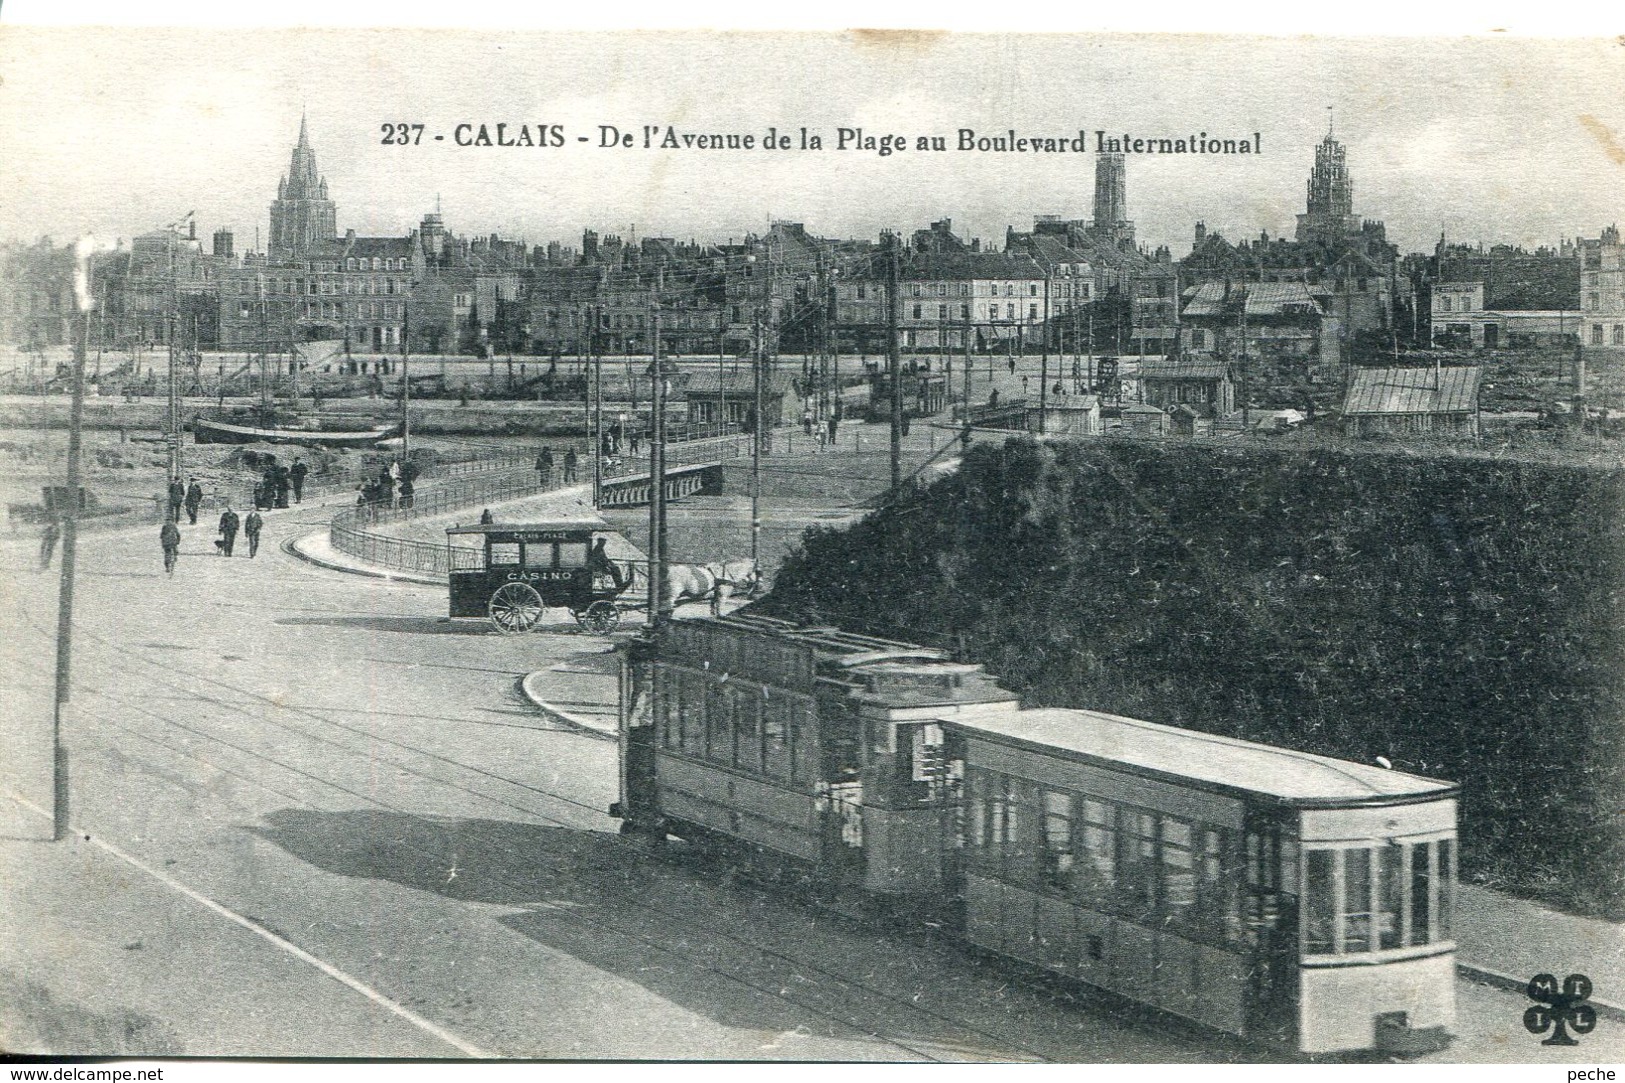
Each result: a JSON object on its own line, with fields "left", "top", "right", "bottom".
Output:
{"left": 577, "top": 600, "right": 621, "bottom": 636}
{"left": 488, "top": 582, "right": 545, "bottom": 634}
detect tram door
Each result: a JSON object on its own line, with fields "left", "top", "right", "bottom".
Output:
{"left": 817, "top": 701, "right": 866, "bottom": 888}
{"left": 1243, "top": 811, "right": 1301, "bottom": 1044}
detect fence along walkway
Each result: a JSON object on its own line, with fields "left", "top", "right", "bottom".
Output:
{"left": 329, "top": 430, "right": 749, "bottom": 577}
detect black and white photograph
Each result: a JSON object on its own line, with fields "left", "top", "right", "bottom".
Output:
{"left": 0, "top": 4, "right": 1622, "bottom": 1071}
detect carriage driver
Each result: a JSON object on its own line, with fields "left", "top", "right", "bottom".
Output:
{"left": 588, "top": 535, "right": 627, "bottom": 592}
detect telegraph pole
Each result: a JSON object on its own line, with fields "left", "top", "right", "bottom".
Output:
{"left": 52, "top": 305, "right": 90, "bottom": 840}
{"left": 592, "top": 318, "right": 604, "bottom": 507}
{"left": 885, "top": 232, "right": 902, "bottom": 496}
{"left": 750, "top": 311, "right": 764, "bottom": 572}
{"left": 1039, "top": 275, "right": 1051, "bottom": 433}
{"left": 400, "top": 304, "right": 412, "bottom": 461}
{"left": 648, "top": 303, "right": 668, "bottom": 627}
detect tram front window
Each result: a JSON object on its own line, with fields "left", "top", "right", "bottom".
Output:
{"left": 1304, "top": 838, "right": 1455, "bottom": 956}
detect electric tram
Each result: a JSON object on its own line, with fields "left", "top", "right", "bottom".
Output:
{"left": 613, "top": 614, "right": 1458, "bottom": 1055}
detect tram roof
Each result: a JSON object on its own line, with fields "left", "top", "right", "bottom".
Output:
{"left": 691, "top": 613, "right": 951, "bottom": 663}
{"left": 947, "top": 707, "right": 1457, "bottom": 807}
{"left": 446, "top": 516, "right": 610, "bottom": 537}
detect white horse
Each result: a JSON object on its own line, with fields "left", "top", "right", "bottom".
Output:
{"left": 664, "top": 558, "right": 761, "bottom": 616}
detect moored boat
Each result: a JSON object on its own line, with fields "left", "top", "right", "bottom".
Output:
{"left": 192, "top": 414, "right": 402, "bottom": 448}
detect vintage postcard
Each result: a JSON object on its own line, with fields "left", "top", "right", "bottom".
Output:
{"left": 0, "top": 11, "right": 1622, "bottom": 1074}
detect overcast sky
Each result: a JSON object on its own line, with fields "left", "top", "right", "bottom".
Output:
{"left": 0, "top": 27, "right": 1621, "bottom": 258}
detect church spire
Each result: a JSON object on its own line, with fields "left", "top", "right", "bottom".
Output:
{"left": 270, "top": 113, "right": 337, "bottom": 259}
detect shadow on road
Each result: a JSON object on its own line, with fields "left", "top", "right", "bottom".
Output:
{"left": 249, "top": 808, "right": 1279, "bottom": 1062}
{"left": 274, "top": 615, "right": 492, "bottom": 636}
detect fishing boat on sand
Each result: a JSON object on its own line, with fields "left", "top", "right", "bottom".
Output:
{"left": 192, "top": 413, "right": 402, "bottom": 448}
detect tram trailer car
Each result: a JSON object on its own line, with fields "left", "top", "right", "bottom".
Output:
{"left": 943, "top": 707, "right": 1457, "bottom": 1055}
{"left": 612, "top": 616, "right": 1458, "bottom": 1056}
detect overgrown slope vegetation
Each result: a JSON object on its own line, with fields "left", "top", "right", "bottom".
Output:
{"left": 756, "top": 437, "right": 1625, "bottom": 919}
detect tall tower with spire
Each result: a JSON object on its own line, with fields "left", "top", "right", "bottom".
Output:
{"left": 1295, "top": 120, "right": 1362, "bottom": 244}
{"left": 269, "top": 115, "right": 337, "bottom": 258}
{"left": 1090, "top": 153, "right": 1134, "bottom": 247}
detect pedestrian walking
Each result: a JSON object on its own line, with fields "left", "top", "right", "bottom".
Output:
{"left": 827, "top": 414, "right": 838, "bottom": 446}
{"left": 563, "top": 447, "right": 579, "bottom": 483}
{"left": 398, "top": 477, "right": 414, "bottom": 509}
{"left": 167, "top": 478, "right": 184, "bottom": 522}
{"left": 629, "top": 429, "right": 642, "bottom": 457}
{"left": 243, "top": 509, "right": 263, "bottom": 558}
{"left": 161, "top": 517, "right": 181, "bottom": 576}
{"left": 803, "top": 406, "right": 814, "bottom": 436}
{"left": 184, "top": 478, "right": 203, "bottom": 525}
{"left": 39, "top": 519, "right": 60, "bottom": 570}
{"left": 1009, "top": 355, "right": 1017, "bottom": 375}
{"left": 217, "top": 505, "right": 240, "bottom": 557}
{"left": 536, "top": 446, "right": 554, "bottom": 486}
{"left": 290, "top": 458, "right": 308, "bottom": 503}
{"left": 274, "top": 465, "right": 291, "bottom": 509}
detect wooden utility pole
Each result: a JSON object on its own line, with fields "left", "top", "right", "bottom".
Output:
{"left": 592, "top": 320, "right": 604, "bottom": 506}
{"left": 1039, "top": 275, "right": 1050, "bottom": 433}
{"left": 886, "top": 232, "right": 902, "bottom": 495}
{"left": 400, "top": 304, "right": 412, "bottom": 461}
{"left": 648, "top": 303, "right": 668, "bottom": 627}
{"left": 751, "top": 312, "right": 764, "bottom": 572}
{"left": 52, "top": 307, "right": 90, "bottom": 840}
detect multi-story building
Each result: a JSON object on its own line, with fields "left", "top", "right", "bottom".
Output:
{"left": 0, "top": 238, "right": 77, "bottom": 351}
{"left": 1577, "top": 225, "right": 1625, "bottom": 357}
{"left": 834, "top": 238, "right": 1049, "bottom": 355}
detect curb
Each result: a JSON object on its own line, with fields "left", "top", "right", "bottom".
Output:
{"left": 282, "top": 532, "right": 446, "bottom": 586}
{"left": 518, "top": 670, "right": 618, "bottom": 742}
{"left": 1456, "top": 961, "right": 1625, "bottom": 1024}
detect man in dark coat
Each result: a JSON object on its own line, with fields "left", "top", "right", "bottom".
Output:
{"left": 535, "top": 447, "right": 554, "bottom": 486}
{"left": 274, "top": 465, "right": 291, "bottom": 509}
{"left": 398, "top": 477, "right": 414, "bottom": 509}
{"left": 184, "top": 478, "right": 204, "bottom": 524}
{"left": 167, "top": 478, "right": 185, "bottom": 522}
{"left": 243, "top": 509, "right": 263, "bottom": 558}
{"left": 161, "top": 517, "right": 181, "bottom": 575}
{"left": 218, "top": 505, "right": 240, "bottom": 557}
{"left": 563, "top": 448, "right": 579, "bottom": 483}
{"left": 290, "top": 458, "right": 308, "bottom": 503}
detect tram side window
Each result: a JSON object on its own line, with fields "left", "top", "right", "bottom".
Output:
{"left": 1198, "top": 828, "right": 1243, "bottom": 945}
{"left": 1161, "top": 817, "right": 1197, "bottom": 926}
{"left": 705, "top": 683, "right": 735, "bottom": 765}
{"left": 1116, "top": 810, "right": 1159, "bottom": 917}
{"left": 762, "top": 695, "right": 793, "bottom": 781}
{"left": 791, "top": 699, "right": 819, "bottom": 785}
{"left": 735, "top": 690, "right": 764, "bottom": 775}
{"left": 558, "top": 542, "right": 588, "bottom": 568}
{"left": 488, "top": 542, "right": 521, "bottom": 565}
{"left": 677, "top": 671, "right": 705, "bottom": 757}
{"left": 656, "top": 679, "right": 675, "bottom": 750}
{"left": 1041, "top": 791, "right": 1075, "bottom": 891}
{"left": 1076, "top": 798, "right": 1116, "bottom": 907}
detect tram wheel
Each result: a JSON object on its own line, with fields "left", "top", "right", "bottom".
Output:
{"left": 578, "top": 600, "right": 621, "bottom": 636}
{"left": 488, "top": 583, "right": 545, "bottom": 634}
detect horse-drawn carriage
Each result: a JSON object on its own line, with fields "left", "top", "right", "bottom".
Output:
{"left": 447, "top": 518, "right": 637, "bottom": 635}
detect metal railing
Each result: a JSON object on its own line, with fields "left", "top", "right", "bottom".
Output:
{"left": 329, "top": 427, "right": 744, "bottom": 576}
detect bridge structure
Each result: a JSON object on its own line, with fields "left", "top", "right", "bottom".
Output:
{"left": 594, "top": 432, "right": 746, "bottom": 508}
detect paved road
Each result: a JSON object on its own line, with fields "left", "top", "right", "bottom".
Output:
{"left": 1, "top": 488, "right": 1617, "bottom": 1063}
